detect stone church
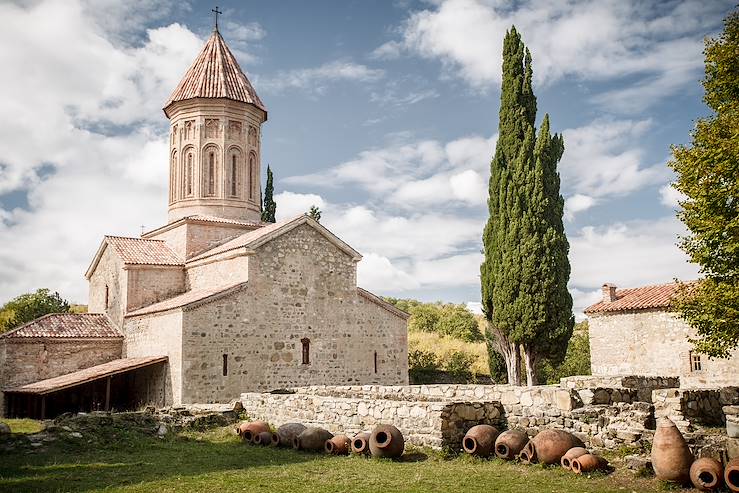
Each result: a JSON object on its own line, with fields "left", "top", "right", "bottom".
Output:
{"left": 1, "top": 29, "right": 409, "bottom": 418}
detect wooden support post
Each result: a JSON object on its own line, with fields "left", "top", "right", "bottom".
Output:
{"left": 105, "top": 376, "right": 111, "bottom": 412}
{"left": 40, "top": 396, "right": 46, "bottom": 420}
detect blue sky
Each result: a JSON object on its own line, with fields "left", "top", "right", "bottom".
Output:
{"left": 0, "top": 0, "right": 733, "bottom": 316}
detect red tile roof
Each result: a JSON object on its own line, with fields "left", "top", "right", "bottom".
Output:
{"left": 584, "top": 282, "right": 694, "bottom": 314}
{"left": 187, "top": 215, "right": 263, "bottom": 228}
{"left": 163, "top": 30, "right": 266, "bottom": 115}
{"left": 4, "top": 356, "right": 167, "bottom": 394}
{"left": 126, "top": 282, "right": 248, "bottom": 317}
{"left": 0, "top": 313, "right": 122, "bottom": 339}
{"left": 105, "top": 236, "right": 183, "bottom": 266}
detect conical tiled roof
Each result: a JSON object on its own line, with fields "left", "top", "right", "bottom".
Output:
{"left": 163, "top": 29, "right": 266, "bottom": 116}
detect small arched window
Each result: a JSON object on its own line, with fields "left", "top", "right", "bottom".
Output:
{"left": 170, "top": 151, "right": 177, "bottom": 203}
{"left": 301, "top": 338, "right": 310, "bottom": 365}
{"left": 227, "top": 147, "right": 243, "bottom": 198}
{"left": 202, "top": 145, "right": 218, "bottom": 197}
{"left": 183, "top": 149, "right": 194, "bottom": 197}
{"left": 248, "top": 151, "right": 257, "bottom": 200}
{"left": 208, "top": 151, "right": 215, "bottom": 196}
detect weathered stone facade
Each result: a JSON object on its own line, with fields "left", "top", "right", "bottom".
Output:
{"left": 589, "top": 310, "right": 739, "bottom": 387}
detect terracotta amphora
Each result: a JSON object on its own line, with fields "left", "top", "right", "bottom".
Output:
{"left": 325, "top": 435, "right": 351, "bottom": 455}
{"left": 572, "top": 454, "right": 608, "bottom": 474}
{"left": 690, "top": 457, "right": 724, "bottom": 491}
{"left": 276, "top": 423, "right": 306, "bottom": 447}
{"left": 240, "top": 421, "right": 270, "bottom": 443}
{"left": 462, "top": 425, "right": 500, "bottom": 458}
{"left": 519, "top": 429, "right": 584, "bottom": 465}
{"left": 561, "top": 447, "right": 588, "bottom": 470}
{"left": 255, "top": 431, "right": 279, "bottom": 447}
{"left": 651, "top": 417, "right": 693, "bottom": 483}
{"left": 351, "top": 432, "right": 371, "bottom": 455}
{"left": 725, "top": 458, "right": 739, "bottom": 493}
{"left": 494, "top": 429, "right": 529, "bottom": 460}
{"left": 369, "top": 424, "right": 405, "bottom": 459}
{"left": 294, "top": 427, "right": 333, "bottom": 451}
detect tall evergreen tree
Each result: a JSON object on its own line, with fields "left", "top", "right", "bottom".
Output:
{"left": 481, "top": 27, "right": 573, "bottom": 385}
{"left": 261, "top": 165, "right": 277, "bottom": 223}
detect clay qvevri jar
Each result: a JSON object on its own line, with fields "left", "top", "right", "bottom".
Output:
{"left": 276, "top": 423, "right": 306, "bottom": 447}
{"left": 690, "top": 457, "right": 724, "bottom": 491}
{"left": 495, "top": 429, "right": 529, "bottom": 460}
{"left": 351, "top": 432, "right": 371, "bottom": 455}
{"left": 572, "top": 454, "right": 608, "bottom": 474}
{"left": 462, "top": 425, "right": 500, "bottom": 458}
{"left": 520, "top": 429, "right": 584, "bottom": 465}
{"left": 255, "top": 431, "right": 278, "bottom": 447}
{"left": 325, "top": 435, "right": 351, "bottom": 455}
{"left": 294, "top": 427, "right": 333, "bottom": 451}
{"left": 725, "top": 458, "right": 739, "bottom": 493}
{"left": 560, "top": 447, "right": 588, "bottom": 470}
{"left": 241, "top": 421, "right": 271, "bottom": 443}
{"left": 369, "top": 424, "right": 405, "bottom": 459}
{"left": 651, "top": 417, "right": 693, "bottom": 483}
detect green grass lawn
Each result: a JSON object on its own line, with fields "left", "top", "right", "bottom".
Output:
{"left": 0, "top": 424, "right": 669, "bottom": 493}
{"left": 1, "top": 418, "right": 45, "bottom": 434}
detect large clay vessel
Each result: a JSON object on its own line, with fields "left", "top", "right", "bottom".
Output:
{"left": 351, "top": 432, "right": 371, "bottom": 455}
{"left": 560, "top": 447, "right": 588, "bottom": 470}
{"left": 325, "top": 435, "right": 351, "bottom": 455}
{"left": 294, "top": 427, "right": 333, "bottom": 451}
{"left": 519, "top": 429, "right": 584, "bottom": 465}
{"left": 651, "top": 417, "right": 693, "bottom": 483}
{"left": 369, "top": 424, "right": 405, "bottom": 459}
{"left": 494, "top": 429, "right": 529, "bottom": 460}
{"left": 276, "top": 423, "right": 306, "bottom": 447}
{"left": 725, "top": 458, "right": 739, "bottom": 493}
{"left": 255, "top": 431, "right": 279, "bottom": 447}
{"left": 462, "top": 425, "right": 499, "bottom": 458}
{"left": 572, "top": 454, "right": 608, "bottom": 474}
{"left": 690, "top": 457, "right": 724, "bottom": 491}
{"left": 240, "top": 421, "right": 271, "bottom": 443}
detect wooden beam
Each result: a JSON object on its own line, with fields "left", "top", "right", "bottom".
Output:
{"left": 105, "top": 376, "right": 111, "bottom": 412}
{"left": 40, "top": 396, "right": 46, "bottom": 420}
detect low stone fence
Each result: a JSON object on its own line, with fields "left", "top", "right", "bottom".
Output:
{"left": 239, "top": 390, "right": 504, "bottom": 448}
{"left": 561, "top": 375, "right": 679, "bottom": 403}
{"left": 653, "top": 387, "right": 739, "bottom": 430}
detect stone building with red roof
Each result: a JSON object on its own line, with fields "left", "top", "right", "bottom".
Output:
{"left": 585, "top": 282, "right": 738, "bottom": 387}
{"left": 1, "top": 29, "right": 408, "bottom": 418}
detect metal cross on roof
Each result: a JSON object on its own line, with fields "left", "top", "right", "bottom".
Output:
{"left": 212, "top": 6, "right": 223, "bottom": 31}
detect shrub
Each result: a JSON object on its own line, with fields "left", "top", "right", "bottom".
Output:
{"left": 443, "top": 350, "right": 475, "bottom": 382}
{"left": 537, "top": 321, "right": 591, "bottom": 384}
{"left": 408, "top": 348, "right": 442, "bottom": 384}
{"left": 436, "top": 305, "right": 484, "bottom": 342}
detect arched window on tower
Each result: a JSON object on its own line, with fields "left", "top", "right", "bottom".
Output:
{"left": 227, "top": 147, "right": 243, "bottom": 198}
{"left": 202, "top": 145, "right": 219, "bottom": 197}
{"left": 248, "top": 151, "right": 257, "bottom": 200}
{"left": 182, "top": 148, "right": 194, "bottom": 197}
{"left": 170, "top": 150, "right": 177, "bottom": 203}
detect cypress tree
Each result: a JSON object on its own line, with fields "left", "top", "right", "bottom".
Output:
{"left": 481, "top": 27, "right": 573, "bottom": 385}
{"left": 261, "top": 165, "right": 277, "bottom": 223}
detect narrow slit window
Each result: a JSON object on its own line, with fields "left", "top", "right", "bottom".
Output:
{"left": 231, "top": 155, "right": 237, "bottom": 196}
{"left": 208, "top": 152, "right": 215, "bottom": 195}
{"left": 186, "top": 153, "right": 193, "bottom": 196}
{"left": 222, "top": 354, "right": 228, "bottom": 376}
{"left": 249, "top": 152, "right": 256, "bottom": 199}
{"left": 374, "top": 351, "right": 378, "bottom": 374}
{"left": 104, "top": 285, "right": 109, "bottom": 308}
{"left": 301, "top": 338, "right": 310, "bottom": 365}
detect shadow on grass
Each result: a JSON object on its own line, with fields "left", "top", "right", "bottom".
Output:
{"left": 0, "top": 430, "right": 322, "bottom": 493}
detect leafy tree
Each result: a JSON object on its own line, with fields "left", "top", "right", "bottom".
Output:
{"left": 407, "top": 304, "right": 441, "bottom": 333}
{"left": 537, "top": 321, "right": 591, "bottom": 384}
{"left": 481, "top": 26, "right": 573, "bottom": 385}
{"left": 436, "top": 305, "right": 484, "bottom": 342}
{"left": 308, "top": 205, "right": 322, "bottom": 222}
{"left": 444, "top": 350, "right": 476, "bottom": 383}
{"left": 485, "top": 328, "right": 509, "bottom": 383}
{"left": 669, "top": 10, "right": 739, "bottom": 358}
{"left": 261, "top": 165, "right": 277, "bottom": 223}
{"left": 0, "top": 288, "right": 71, "bottom": 334}
{"left": 408, "top": 348, "right": 441, "bottom": 383}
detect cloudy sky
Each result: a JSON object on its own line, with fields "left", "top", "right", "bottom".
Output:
{"left": 0, "top": 0, "right": 731, "bottom": 317}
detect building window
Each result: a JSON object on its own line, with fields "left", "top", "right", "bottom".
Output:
{"left": 374, "top": 351, "right": 378, "bottom": 374}
{"left": 183, "top": 150, "right": 194, "bottom": 197}
{"left": 222, "top": 354, "right": 228, "bottom": 376}
{"left": 208, "top": 152, "right": 215, "bottom": 195}
{"left": 170, "top": 151, "right": 177, "bottom": 203}
{"left": 301, "top": 338, "right": 310, "bottom": 365}
{"left": 690, "top": 353, "right": 702, "bottom": 371}
{"left": 248, "top": 152, "right": 256, "bottom": 200}
{"left": 104, "top": 285, "right": 109, "bottom": 308}
{"left": 230, "top": 154, "right": 237, "bottom": 196}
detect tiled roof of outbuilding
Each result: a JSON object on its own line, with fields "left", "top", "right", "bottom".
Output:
{"left": 105, "top": 236, "right": 183, "bottom": 266}
{"left": 163, "top": 29, "right": 266, "bottom": 115}
{"left": 584, "top": 282, "right": 695, "bottom": 314}
{"left": 0, "top": 313, "right": 122, "bottom": 339}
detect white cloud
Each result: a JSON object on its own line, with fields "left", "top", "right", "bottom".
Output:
{"left": 274, "top": 191, "right": 326, "bottom": 221}
{"left": 565, "top": 194, "right": 596, "bottom": 221}
{"left": 659, "top": 183, "right": 686, "bottom": 209}
{"left": 258, "top": 61, "right": 384, "bottom": 94}
{"left": 357, "top": 253, "right": 420, "bottom": 292}
{"left": 379, "top": 0, "right": 730, "bottom": 109}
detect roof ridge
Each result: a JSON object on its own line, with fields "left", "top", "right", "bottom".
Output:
{"left": 105, "top": 235, "right": 165, "bottom": 242}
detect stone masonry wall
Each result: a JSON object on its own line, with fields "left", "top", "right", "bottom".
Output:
{"left": 653, "top": 387, "right": 739, "bottom": 430}
{"left": 88, "top": 245, "right": 127, "bottom": 327}
{"left": 589, "top": 310, "right": 739, "bottom": 387}
{"left": 186, "top": 254, "right": 249, "bottom": 290}
{"left": 0, "top": 338, "right": 122, "bottom": 415}
{"left": 179, "top": 224, "right": 408, "bottom": 405}
{"left": 126, "top": 266, "right": 185, "bottom": 311}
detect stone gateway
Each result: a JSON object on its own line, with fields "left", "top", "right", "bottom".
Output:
{"left": 0, "top": 29, "right": 408, "bottom": 418}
